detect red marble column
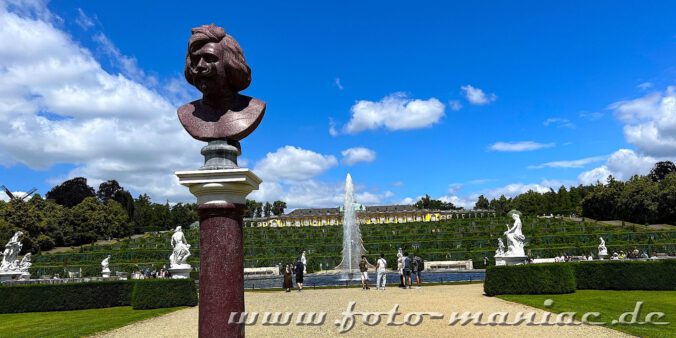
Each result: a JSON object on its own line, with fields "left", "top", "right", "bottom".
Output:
{"left": 197, "top": 202, "right": 246, "bottom": 338}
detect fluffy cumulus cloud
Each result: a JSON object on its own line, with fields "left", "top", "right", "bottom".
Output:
{"left": 253, "top": 146, "right": 338, "bottom": 182}
{"left": 613, "top": 87, "right": 676, "bottom": 157}
{"left": 460, "top": 85, "right": 496, "bottom": 105}
{"left": 341, "top": 147, "right": 376, "bottom": 165}
{"left": 343, "top": 93, "right": 445, "bottom": 134}
{"left": 489, "top": 141, "right": 555, "bottom": 152}
{"left": 482, "top": 180, "right": 570, "bottom": 199}
{"left": 577, "top": 149, "right": 658, "bottom": 184}
{"left": 0, "top": 2, "right": 202, "bottom": 202}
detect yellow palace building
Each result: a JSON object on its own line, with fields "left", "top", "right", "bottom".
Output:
{"left": 245, "top": 204, "right": 495, "bottom": 227}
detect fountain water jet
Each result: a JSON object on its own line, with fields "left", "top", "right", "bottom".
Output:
{"left": 335, "top": 173, "right": 366, "bottom": 280}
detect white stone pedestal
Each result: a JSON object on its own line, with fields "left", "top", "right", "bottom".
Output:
{"left": 0, "top": 271, "right": 22, "bottom": 282}
{"left": 495, "top": 256, "right": 528, "bottom": 266}
{"left": 102, "top": 271, "right": 111, "bottom": 278}
{"left": 598, "top": 254, "right": 608, "bottom": 260}
{"left": 175, "top": 168, "right": 262, "bottom": 206}
{"left": 20, "top": 273, "right": 30, "bottom": 280}
{"left": 169, "top": 266, "right": 192, "bottom": 279}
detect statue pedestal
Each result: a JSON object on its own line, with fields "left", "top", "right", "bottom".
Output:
{"left": 177, "top": 168, "right": 261, "bottom": 338}
{"left": 0, "top": 271, "right": 22, "bottom": 282}
{"left": 169, "top": 266, "right": 192, "bottom": 279}
{"left": 20, "top": 272, "right": 30, "bottom": 280}
{"left": 598, "top": 254, "right": 608, "bottom": 260}
{"left": 102, "top": 271, "right": 111, "bottom": 278}
{"left": 495, "top": 256, "right": 528, "bottom": 266}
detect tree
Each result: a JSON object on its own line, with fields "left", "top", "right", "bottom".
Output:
{"left": 263, "top": 202, "right": 272, "bottom": 218}
{"left": 97, "top": 180, "right": 122, "bottom": 203}
{"left": 46, "top": 177, "right": 95, "bottom": 208}
{"left": 245, "top": 199, "right": 258, "bottom": 218}
{"left": 474, "top": 195, "right": 489, "bottom": 210}
{"left": 66, "top": 197, "right": 105, "bottom": 245}
{"left": 649, "top": 161, "right": 676, "bottom": 182}
{"left": 170, "top": 203, "right": 198, "bottom": 229}
{"left": 415, "top": 194, "right": 459, "bottom": 210}
{"left": 254, "top": 202, "right": 263, "bottom": 218}
{"left": 271, "top": 200, "right": 287, "bottom": 216}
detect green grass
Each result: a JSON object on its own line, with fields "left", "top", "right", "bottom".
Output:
{"left": 499, "top": 290, "right": 676, "bottom": 338}
{"left": 0, "top": 306, "right": 183, "bottom": 338}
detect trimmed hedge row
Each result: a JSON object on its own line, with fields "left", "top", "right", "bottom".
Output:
{"left": 0, "top": 279, "right": 197, "bottom": 313}
{"left": 132, "top": 279, "right": 198, "bottom": 309}
{"left": 484, "top": 263, "right": 576, "bottom": 296}
{"left": 574, "top": 260, "right": 676, "bottom": 290}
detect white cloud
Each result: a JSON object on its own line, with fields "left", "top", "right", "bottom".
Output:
{"left": 341, "top": 147, "right": 376, "bottom": 165}
{"left": 254, "top": 146, "right": 337, "bottom": 182}
{"left": 529, "top": 155, "right": 607, "bottom": 169}
{"left": 613, "top": 87, "right": 676, "bottom": 157}
{"left": 577, "top": 149, "right": 659, "bottom": 184}
{"left": 334, "top": 77, "right": 343, "bottom": 90}
{"left": 579, "top": 111, "right": 604, "bottom": 121}
{"left": 489, "top": 141, "right": 555, "bottom": 152}
{"left": 392, "top": 181, "right": 404, "bottom": 187}
{"left": 93, "top": 33, "right": 157, "bottom": 86}
{"left": 0, "top": 2, "right": 202, "bottom": 203}
{"left": 75, "top": 8, "right": 95, "bottom": 30}
{"left": 543, "top": 117, "right": 575, "bottom": 128}
{"left": 449, "top": 100, "right": 462, "bottom": 111}
{"left": 482, "top": 181, "right": 563, "bottom": 199}
{"left": 343, "top": 93, "right": 445, "bottom": 133}
{"left": 0, "top": 190, "right": 27, "bottom": 202}
{"left": 460, "top": 85, "right": 496, "bottom": 105}
{"left": 328, "top": 119, "right": 339, "bottom": 137}
{"left": 637, "top": 82, "right": 653, "bottom": 90}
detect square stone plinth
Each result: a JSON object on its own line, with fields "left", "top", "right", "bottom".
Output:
{"left": 175, "top": 168, "right": 261, "bottom": 205}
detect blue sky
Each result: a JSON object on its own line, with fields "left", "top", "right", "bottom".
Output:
{"left": 0, "top": 0, "right": 675, "bottom": 209}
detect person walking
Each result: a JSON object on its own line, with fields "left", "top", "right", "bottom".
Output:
{"left": 403, "top": 252, "right": 412, "bottom": 289}
{"left": 294, "top": 257, "right": 304, "bottom": 292}
{"left": 359, "top": 255, "right": 370, "bottom": 290}
{"left": 283, "top": 264, "right": 293, "bottom": 292}
{"left": 413, "top": 253, "right": 424, "bottom": 289}
{"left": 376, "top": 253, "right": 387, "bottom": 290}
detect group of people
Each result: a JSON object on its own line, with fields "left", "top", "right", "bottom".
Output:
{"left": 359, "top": 251, "right": 424, "bottom": 290}
{"left": 282, "top": 257, "right": 306, "bottom": 292}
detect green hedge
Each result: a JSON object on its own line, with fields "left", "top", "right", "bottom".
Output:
{"left": 574, "top": 260, "right": 676, "bottom": 290}
{"left": 0, "top": 281, "right": 133, "bottom": 313}
{"left": 484, "top": 264, "right": 576, "bottom": 296}
{"left": 0, "top": 279, "right": 198, "bottom": 313}
{"left": 131, "top": 279, "right": 198, "bottom": 309}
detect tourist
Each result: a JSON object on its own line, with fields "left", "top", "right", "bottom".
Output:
{"left": 413, "top": 253, "right": 423, "bottom": 288}
{"left": 294, "top": 257, "right": 304, "bottom": 291}
{"left": 359, "top": 255, "right": 370, "bottom": 290}
{"left": 375, "top": 253, "right": 387, "bottom": 290}
{"left": 283, "top": 264, "right": 292, "bottom": 292}
{"left": 403, "top": 252, "right": 412, "bottom": 289}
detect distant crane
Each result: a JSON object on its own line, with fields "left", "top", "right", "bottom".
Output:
{"left": 1, "top": 185, "right": 37, "bottom": 202}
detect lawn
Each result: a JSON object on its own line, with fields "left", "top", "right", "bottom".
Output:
{"left": 499, "top": 290, "right": 676, "bottom": 338}
{"left": 0, "top": 306, "right": 183, "bottom": 337}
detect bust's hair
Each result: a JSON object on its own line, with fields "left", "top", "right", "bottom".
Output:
{"left": 185, "top": 24, "right": 252, "bottom": 92}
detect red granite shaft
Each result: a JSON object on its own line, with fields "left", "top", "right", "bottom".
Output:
{"left": 198, "top": 203, "right": 245, "bottom": 338}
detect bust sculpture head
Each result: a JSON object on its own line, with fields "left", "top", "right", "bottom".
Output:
{"left": 178, "top": 24, "right": 266, "bottom": 143}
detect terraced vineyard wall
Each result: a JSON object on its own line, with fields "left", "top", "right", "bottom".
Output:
{"left": 31, "top": 217, "right": 675, "bottom": 277}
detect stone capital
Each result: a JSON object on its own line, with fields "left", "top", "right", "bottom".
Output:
{"left": 175, "top": 168, "right": 261, "bottom": 205}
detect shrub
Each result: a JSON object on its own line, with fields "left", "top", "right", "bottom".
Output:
{"left": 484, "top": 263, "right": 576, "bottom": 296}
{"left": 574, "top": 260, "right": 676, "bottom": 290}
{"left": 0, "top": 281, "right": 133, "bottom": 313}
{"left": 131, "top": 279, "right": 198, "bottom": 309}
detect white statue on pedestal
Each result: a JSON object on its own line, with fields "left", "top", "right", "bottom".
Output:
{"left": 1, "top": 231, "right": 23, "bottom": 272}
{"left": 598, "top": 237, "right": 608, "bottom": 256}
{"left": 301, "top": 251, "right": 307, "bottom": 274}
{"left": 504, "top": 213, "right": 526, "bottom": 257}
{"left": 170, "top": 226, "right": 191, "bottom": 268}
{"left": 19, "top": 253, "right": 32, "bottom": 279}
{"left": 495, "top": 238, "right": 505, "bottom": 257}
{"left": 101, "top": 255, "right": 111, "bottom": 277}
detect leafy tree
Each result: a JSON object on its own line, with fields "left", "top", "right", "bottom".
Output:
{"left": 66, "top": 197, "right": 104, "bottom": 245}
{"left": 263, "top": 202, "right": 272, "bottom": 218}
{"left": 474, "top": 195, "right": 490, "bottom": 210}
{"left": 414, "top": 194, "right": 459, "bottom": 210}
{"left": 170, "top": 203, "right": 198, "bottom": 229}
{"left": 649, "top": 161, "right": 676, "bottom": 182}
{"left": 271, "top": 200, "right": 287, "bottom": 216}
{"left": 97, "top": 180, "right": 122, "bottom": 203}
{"left": 254, "top": 202, "right": 263, "bottom": 218}
{"left": 46, "top": 177, "right": 95, "bottom": 208}
{"left": 245, "top": 199, "right": 258, "bottom": 218}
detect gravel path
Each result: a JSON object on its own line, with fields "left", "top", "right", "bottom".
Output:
{"left": 94, "top": 284, "right": 632, "bottom": 338}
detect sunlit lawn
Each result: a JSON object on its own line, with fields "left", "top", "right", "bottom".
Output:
{"left": 499, "top": 290, "right": 676, "bottom": 338}
{"left": 0, "top": 306, "right": 183, "bottom": 338}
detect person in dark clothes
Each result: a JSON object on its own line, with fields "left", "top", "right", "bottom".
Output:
{"left": 283, "top": 264, "right": 293, "bottom": 292}
{"left": 294, "top": 257, "right": 304, "bottom": 291}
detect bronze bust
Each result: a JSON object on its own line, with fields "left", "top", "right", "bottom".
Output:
{"left": 178, "top": 24, "right": 265, "bottom": 142}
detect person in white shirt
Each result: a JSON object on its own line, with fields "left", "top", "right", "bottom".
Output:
{"left": 376, "top": 253, "right": 387, "bottom": 290}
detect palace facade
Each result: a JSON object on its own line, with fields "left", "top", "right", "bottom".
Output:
{"left": 245, "top": 204, "right": 495, "bottom": 227}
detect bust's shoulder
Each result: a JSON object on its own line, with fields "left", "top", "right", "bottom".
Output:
{"left": 238, "top": 95, "right": 266, "bottom": 111}
{"left": 177, "top": 100, "right": 199, "bottom": 115}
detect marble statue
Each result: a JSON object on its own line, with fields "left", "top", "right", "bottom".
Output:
{"left": 101, "top": 255, "right": 111, "bottom": 277}
{"left": 170, "top": 226, "right": 192, "bottom": 268}
{"left": 301, "top": 251, "right": 307, "bottom": 274}
{"left": 397, "top": 247, "right": 403, "bottom": 259}
{"left": 598, "top": 237, "right": 608, "bottom": 257}
{"left": 19, "top": 253, "right": 31, "bottom": 272}
{"left": 495, "top": 238, "right": 505, "bottom": 256}
{"left": 1, "top": 231, "right": 23, "bottom": 272}
{"left": 504, "top": 212, "right": 526, "bottom": 257}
